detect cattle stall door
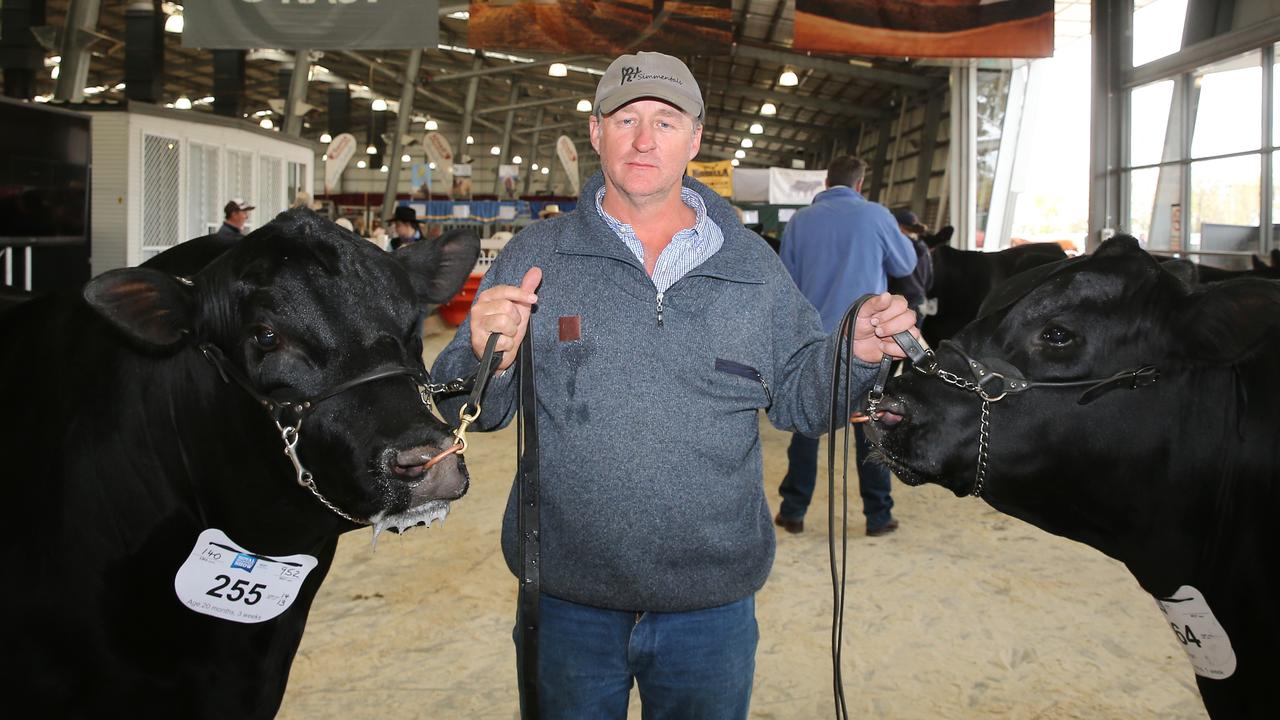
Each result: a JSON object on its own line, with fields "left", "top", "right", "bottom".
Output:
{"left": 141, "top": 134, "right": 182, "bottom": 260}
{"left": 188, "top": 142, "right": 222, "bottom": 238}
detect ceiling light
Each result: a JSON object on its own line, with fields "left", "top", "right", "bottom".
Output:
{"left": 115, "top": 83, "right": 127, "bottom": 91}
{"left": 260, "top": 118, "right": 274, "bottom": 129}
{"left": 749, "top": 123, "right": 763, "bottom": 134}
{"left": 322, "top": 154, "right": 328, "bottom": 162}
{"left": 576, "top": 99, "right": 592, "bottom": 112}
{"left": 447, "top": 10, "right": 470, "bottom": 20}
{"left": 760, "top": 102, "right": 777, "bottom": 116}
{"left": 51, "top": 66, "right": 60, "bottom": 79}
{"left": 512, "top": 155, "right": 523, "bottom": 164}
{"left": 531, "top": 162, "right": 539, "bottom": 171}
{"left": 174, "top": 96, "right": 192, "bottom": 110}
{"left": 366, "top": 144, "right": 377, "bottom": 154}
{"left": 548, "top": 63, "right": 568, "bottom": 78}
{"left": 357, "top": 159, "right": 367, "bottom": 169}
{"left": 425, "top": 118, "right": 438, "bottom": 131}
{"left": 254, "top": 109, "right": 272, "bottom": 117}
{"left": 198, "top": 96, "right": 214, "bottom": 104}
{"left": 380, "top": 164, "right": 389, "bottom": 173}
{"left": 371, "top": 98, "right": 388, "bottom": 111}
{"left": 741, "top": 138, "right": 753, "bottom": 148}
{"left": 320, "top": 132, "right": 332, "bottom": 143}
{"left": 428, "top": 162, "right": 436, "bottom": 169}
{"left": 490, "top": 145, "right": 501, "bottom": 156}
{"left": 731, "top": 158, "right": 740, "bottom": 167}
{"left": 164, "top": 12, "right": 184, "bottom": 34}
{"left": 734, "top": 149, "right": 746, "bottom": 159}
{"left": 540, "top": 166, "right": 549, "bottom": 175}
{"left": 465, "top": 135, "right": 474, "bottom": 144}
{"left": 779, "top": 70, "right": 798, "bottom": 87}
{"left": 401, "top": 153, "right": 411, "bottom": 163}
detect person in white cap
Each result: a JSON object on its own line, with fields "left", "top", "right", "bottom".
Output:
{"left": 216, "top": 198, "right": 255, "bottom": 241}
{"left": 432, "top": 51, "right": 919, "bottom": 720}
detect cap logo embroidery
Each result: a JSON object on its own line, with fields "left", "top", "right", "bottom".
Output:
{"left": 620, "top": 66, "right": 641, "bottom": 85}
{"left": 618, "top": 66, "right": 683, "bottom": 87}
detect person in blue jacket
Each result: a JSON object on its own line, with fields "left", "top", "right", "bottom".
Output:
{"left": 431, "top": 52, "right": 918, "bottom": 720}
{"left": 774, "top": 156, "right": 917, "bottom": 537}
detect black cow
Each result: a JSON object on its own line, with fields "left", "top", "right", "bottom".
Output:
{"left": 922, "top": 227, "right": 1067, "bottom": 348}
{"left": 1184, "top": 248, "right": 1280, "bottom": 283}
{"left": 0, "top": 210, "right": 480, "bottom": 717}
{"left": 867, "top": 236, "right": 1279, "bottom": 718}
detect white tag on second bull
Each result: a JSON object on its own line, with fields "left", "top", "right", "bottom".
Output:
{"left": 174, "top": 528, "right": 318, "bottom": 624}
{"left": 1154, "top": 584, "right": 1237, "bottom": 679}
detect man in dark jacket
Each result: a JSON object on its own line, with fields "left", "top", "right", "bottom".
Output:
{"left": 888, "top": 208, "right": 935, "bottom": 327}
{"left": 215, "top": 198, "right": 254, "bottom": 240}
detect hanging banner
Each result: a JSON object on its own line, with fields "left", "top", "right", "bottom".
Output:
{"left": 686, "top": 159, "right": 733, "bottom": 198}
{"left": 410, "top": 163, "right": 432, "bottom": 200}
{"left": 768, "top": 168, "right": 828, "bottom": 206}
{"left": 498, "top": 165, "right": 520, "bottom": 201}
{"left": 467, "top": 0, "right": 731, "bottom": 55}
{"left": 556, "top": 136, "right": 580, "bottom": 196}
{"left": 323, "top": 133, "right": 357, "bottom": 192}
{"left": 793, "top": 0, "right": 1053, "bottom": 58}
{"left": 183, "top": 0, "right": 439, "bottom": 50}
{"left": 452, "top": 163, "right": 473, "bottom": 201}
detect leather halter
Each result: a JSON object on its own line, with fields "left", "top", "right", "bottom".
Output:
{"left": 199, "top": 341, "right": 488, "bottom": 525}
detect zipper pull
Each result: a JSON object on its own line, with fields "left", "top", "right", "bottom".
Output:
{"left": 655, "top": 291, "right": 664, "bottom": 327}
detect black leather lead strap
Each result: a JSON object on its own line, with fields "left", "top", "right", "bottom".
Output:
{"left": 516, "top": 329, "right": 541, "bottom": 719}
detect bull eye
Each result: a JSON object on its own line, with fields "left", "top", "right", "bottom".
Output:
{"left": 253, "top": 325, "right": 279, "bottom": 351}
{"left": 1040, "top": 325, "right": 1074, "bottom": 347}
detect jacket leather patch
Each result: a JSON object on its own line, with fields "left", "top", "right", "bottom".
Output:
{"left": 558, "top": 315, "right": 582, "bottom": 342}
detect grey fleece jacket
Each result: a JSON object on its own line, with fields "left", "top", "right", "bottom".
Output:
{"left": 432, "top": 172, "right": 879, "bottom": 612}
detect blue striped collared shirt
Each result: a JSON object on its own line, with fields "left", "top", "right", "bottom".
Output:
{"left": 594, "top": 185, "right": 725, "bottom": 294}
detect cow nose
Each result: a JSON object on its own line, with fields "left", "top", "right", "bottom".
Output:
{"left": 872, "top": 396, "right": 909, "bottom": 428}
{"left": 393, "top": 443, "right": 454, "bottom": 478}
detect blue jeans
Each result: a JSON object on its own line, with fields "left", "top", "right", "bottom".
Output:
{"left": 515, "top": 594, "right": 758, "bottom": 719}
{"left": 777, "top": 425, "right": 894, "bottom": 531}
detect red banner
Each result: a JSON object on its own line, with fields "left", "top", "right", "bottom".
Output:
{"left": 467, "top": 0, "right": 731, "bottom": 55}
{"left": 793, "top": 0, "right": 1054, "bottom": 58}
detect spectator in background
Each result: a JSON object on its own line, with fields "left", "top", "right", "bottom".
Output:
{"left": 291, "top": 191, "right": 313, "bottom": 210}
{"left": 775, "top": 155, "right": 916, "bottom": 538}
{"left": 388, "top": 206, "right": 423, "bottom": 250}
{"left": 537, "top": 204, "right": 562, "bottom": 220}
{"left": 216, "top": 199, "right": 255, "bottom": 241}
{"left": 888, "top": 208, "right": 934, "bottom": 327}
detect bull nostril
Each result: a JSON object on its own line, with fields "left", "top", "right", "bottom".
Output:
{"left": 392, "top": 443, "right": 452, "bottom": 478}
{"left": 872, "top": 397, "right": 910, "bottom": 428}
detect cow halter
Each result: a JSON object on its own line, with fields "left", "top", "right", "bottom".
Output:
{"left": 871, "top": 336, "right": 1160, "bottom": 498}
{"left": 199, "top": 340, "right": 497, "bottom": 525}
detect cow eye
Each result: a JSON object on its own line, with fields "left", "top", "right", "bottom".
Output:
{"left": 253, "top": 325, "right": 279, "bottom": 351}
{"left": 1040, "top": 325, "right": 1074, "bottom": 347}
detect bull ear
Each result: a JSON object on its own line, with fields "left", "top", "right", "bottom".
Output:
{"left": 1161, "top": 258, "right": 1199, "bottom": 287}
{"left": 83, "top": 268, "right": 195, "bottom": 349}
{"left": 393, "top": 227, "right": 481, "bottom": 304}
{"left": 1183, "top": 279, "right": 1280, "bottom": 364}
{"left": 923, "top": 226, "right": 953, "bottom": 249}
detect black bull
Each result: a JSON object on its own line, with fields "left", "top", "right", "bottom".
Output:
{"left": 868, "top": 236, "right": 1279, "bottom": 718}
{"left": 0, "top": 210, "right": 479, "bottom": 716}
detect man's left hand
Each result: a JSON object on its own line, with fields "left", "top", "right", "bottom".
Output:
{"left": 853, "top": 293, "right": 919, "bottom": 363}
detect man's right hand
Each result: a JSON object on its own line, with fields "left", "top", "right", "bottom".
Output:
{"left": 469, "top": 267, "right": 542, "bottom": 371}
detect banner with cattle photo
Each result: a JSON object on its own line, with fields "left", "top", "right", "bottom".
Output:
{"left": 183, "top": 0, "right": 439, "bottom": 50}
{"left": 793, "top": 0, "right": 1054, "bottom": 58}
{"left": 467, "top": 0, "right": 731, "bottom": 55}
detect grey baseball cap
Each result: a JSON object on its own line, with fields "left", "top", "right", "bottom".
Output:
{"left": 594, "top": 51, "right": 704, "bottom": 121}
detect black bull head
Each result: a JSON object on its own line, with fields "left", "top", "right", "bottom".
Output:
{"left": 866, "top": 235, "right": 1280, "bottom": 718}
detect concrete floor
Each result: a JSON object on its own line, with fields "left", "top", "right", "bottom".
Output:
{"left": 275, "top": 325, "right": 1207, "bottom": 719}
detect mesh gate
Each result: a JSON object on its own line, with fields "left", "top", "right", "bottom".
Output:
{"left": 142, "top": 135, "right": 182, "bottom": 253}
{"left": 226, "top": 149, "right": 254, "bottom": 229}
{"left": 187, "top": 143, "right": 221, "bottom": 238}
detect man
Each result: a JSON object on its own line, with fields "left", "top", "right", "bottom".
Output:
{"left": 888, "top": 207, "right": 934, "bottom": 325}
{"left": 216, "top": 198, "right": 254, "bottom": 240}
{"left": 432, "top": 52, "right": 917, "bottom": 719}
{"left": 388, "top": 205, "right": 423, "bottom": 250}
{"left": 775, "top": 157, "right": 917, "bottom": 538}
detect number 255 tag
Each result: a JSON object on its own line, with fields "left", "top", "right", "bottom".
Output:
{"left": 174, "top": 528, "right": 318, "bottom": 624}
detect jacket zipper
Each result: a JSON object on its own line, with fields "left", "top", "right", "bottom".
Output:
{"left": 714, "top": 358, "right": 773, "bottom": 405}
{"left": 655, "top": 291, "right": 664, "bottom": 327}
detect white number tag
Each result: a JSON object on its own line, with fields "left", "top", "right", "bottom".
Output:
{"left": 1154, "top": 584, "right": 1236, "bottom": 679}
{"left": 174, "top": 528, "right": 318, "bottom": 624}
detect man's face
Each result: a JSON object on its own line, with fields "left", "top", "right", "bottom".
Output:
{"left": 228, "top": 209, "right": 249, "bottom": 228}
{"left": 589, "top": 98, "right": 701, "bottom": 203}
{"left": 393, "top": 220, "right": 416, "bottom": 239}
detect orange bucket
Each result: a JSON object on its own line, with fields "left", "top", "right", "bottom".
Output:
{"left": 439, "top": 273, "right": 483, "bottom": 327}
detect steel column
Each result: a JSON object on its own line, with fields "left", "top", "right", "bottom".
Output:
{"left": 496, "top": 81, "right": 521, "bottom": 194}
{"left": 524, "top": 106, "right": 545, "bottom": 196}
{"left": 458, "top": 54, "right": 484, "bottom": 160}
{"left": 283, "top": 49, "right": 312, "bottom": 136}
{"left": 382, "top": 47, "right": 423, "bottom": 224}
{"left": 54, "top": 0, "right": 100, "bottom": 102}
